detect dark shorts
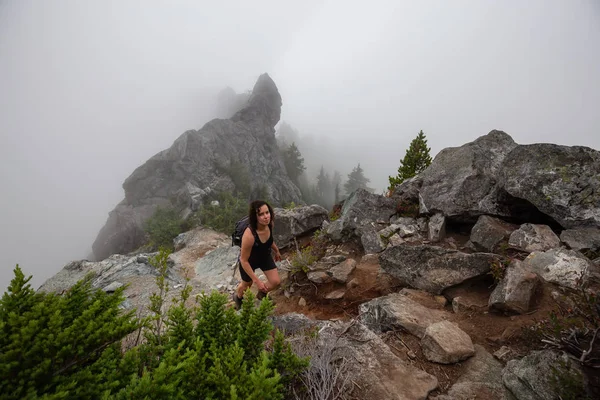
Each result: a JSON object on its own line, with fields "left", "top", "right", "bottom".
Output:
{"left": 239, "top": 256, "right": 277, "bottom": 282}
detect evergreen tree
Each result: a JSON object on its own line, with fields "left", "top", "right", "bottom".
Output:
{"left": 332, "top": 171, "right": 342, "bottom": 203}
{"left": 282, "top": 142, "right": 306, "bottom": 184}
{"left": 344, "top": 163, "right": 372, "bottom": 195}
{"left": 315, "top": 166, "right": 334, "bottom": 209}
{"left": 388, "top": 130, "right": 432, "bottom": 192}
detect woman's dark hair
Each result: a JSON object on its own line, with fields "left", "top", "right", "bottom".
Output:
{"left": 248, "top": 200, "right": 274, "bottom": 231}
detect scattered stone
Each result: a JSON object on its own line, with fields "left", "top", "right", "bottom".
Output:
{"left": 298, "top": 297, "right": 307, "bottom": 307}
{"left": 493, "top": 346, "right": 518, "bottom": 363}
{"left": 434, "top": 295, "right": 448, "bottom": 307}
{"left": 522, "top": 248, "right": 597, "bottom": 289}
{"left": 489, "top": 259, "right": 540, "bottom": 314}
{"left": 508, "top": 223, "right": 561, "bottom": 253}
{"left": 360, "top": 292, "right": 446, "bottom": 338}
{"left": 387, "top": 233, "right": 404, "bottom": 247}
{"left": 325, "top": 289, "right": 346, "bottom": 299}
{"left": 378, "top": 224, "right": 401, "bottom": 239}
{"left": 428, "top": 213, "right": 446, "bottom": 242}
{"left": 346, "top": 278, "right": 359, "bottom": 289}
{"left": 307, "top": 270, "right": 332, "bottom": 284}
{"left": 421, "top": 320, "right": 475, "bottom": 364}
{"left": 360, "top": 253, "right": 379, "bottom": 263}
{"left": 451, "top": 296, "right": 487, "bottom": 313}
{"left": 470, "top": 215, "right": 516, "bottom": 252}
{"left": 361, "top": 228, "right": 386, "bottom": 254}
{"left": 330, "top": 259, "right": 357, "bottom": 283}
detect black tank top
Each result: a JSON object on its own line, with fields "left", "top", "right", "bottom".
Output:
{"left": 246, "top": 226, "right": 273, "bottom": 266}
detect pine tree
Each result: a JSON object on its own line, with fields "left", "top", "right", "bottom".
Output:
{"left": 315, "top": 166, "right": 333, "bottom": 209}
{"left": 344, "top": 163, "right": 373, "bottom": 195}
{"left": 388, "top": 130, "right": 432, "bottom": 192}
{"left": 282, "top": 142, "right": 306, "bottom": 184}
{"left": 332, "top": 171, "right": 342, "bottom": 203}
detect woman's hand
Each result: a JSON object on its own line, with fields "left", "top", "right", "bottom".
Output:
{"left": 273, "top": 249, "right": 282, "bottom": 262}
{"left": 254, "top": 279, "right": 268, "bottom": 292}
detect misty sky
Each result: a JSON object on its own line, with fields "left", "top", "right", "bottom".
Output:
{"left": 1, "top": 0, "right": 599, "bottom": 291}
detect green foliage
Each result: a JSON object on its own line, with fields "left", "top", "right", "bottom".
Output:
{"left": 395, "top": 201, "right": 419, "bottom": 217}
{"left": 550, "top": 358, "right": 591, "bottom": 400}
{"left": 283, "top": 142, "right": 306, "bottom": 184}
{"left": 144, "top": 206, "right": 185, "bottom": 250}
{"left": 290, "top": 246, "right": 318, "bottom": 274}
{"left": 489, "top": 259, "right": 510, "bottom": 282}
{"left": 344, "top": 163, "right": 373, "bottom": 195}
{"left": 388, "top": 130, "right": 432, "bottom": 192}
{"left": 0, "top": 266, "right": 138, "bottom": 399}
{"left": 1, "top": 253, "right": 309, "bottom": 399}
{"left": 193, "top": 191, "right": 248, "bottom": 234}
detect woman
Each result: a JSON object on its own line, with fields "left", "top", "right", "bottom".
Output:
{"left": 233, "top": 200, "right": 282, "bottom": 309}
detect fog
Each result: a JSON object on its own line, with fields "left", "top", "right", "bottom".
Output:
{"left": 1, "top": 0, "right": 599, "bottom": 291}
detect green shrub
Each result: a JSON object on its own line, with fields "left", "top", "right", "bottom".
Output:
{"left": 1, "top": 256, "right": 309, "bottom": 399}
{"left": 192, "top": 191, "right": 248, "bottom": 234}
{"left": 144, "top": 206, "right": 185, "bottom": 250}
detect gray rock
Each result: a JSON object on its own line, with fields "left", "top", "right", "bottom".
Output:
{"left": 307, "top": 270, "right": 332, "bottom": 284}
{"left": 326, "top": 188, "right": 397, "bottom": 241}
{"left": 502, "top": 350, "right": 586, "bottom": 400}
{"left": 361, "top": 228, "right": 386, "bottom": 254}
{"left": 560, "top": 227, "right": 600, "bottom": 252}
{"left": 489, "top": 260, "right": 540, "bottom": 314}
{"left": 272, "top": 204, "right": 329, "bottom": 249}
{"left": 316, "top": 321, "right": 438, "bottom": 399}
{"left": 330, "top": 259, "right": 357, "bottom": 283}
{"left": 379, "top": 244, "right": 501, "bottom": 294}
{"left": 378, "top": 224, "right": 401, "bottom": 239}
{"left": 508, "top": 223, "right": 561, "bottom": 253}
{"left": 428, "top": 213, "right": 446, "bottom": 242}
{"left": 434, "top": 345, "right": 514, "bottom": 400}
{"left": 522, "top": 248, "right": 597, "bottom": 289}
{"left": 92, "top": 73, "right": 303, "bottom": 260}
{"left": 194, "top": 246, "right": 240, "bottom": 291}
{"left": 421, "top": 320, "right": 475, "bottom": 364}
{"left": 500, "top": 143, "right": 600, "bottom": 229}
{"left": 325, "top": 289, "right": 346, "bottom": 299}
{"left": 452, "top": 296, "right": 487, "bottom": 313}
{"left": 419, "top": 130, "right": 518, "bottom": 220}
{"left": 387, "top": 233, "right": 405, "bottom": 247}
{"left": 494, "top": 346, "right": 518, "bottom": 364}
{"left": 359, "top": 292, "right": 446, "bottom": 338}
{"left": 272, "top": 313, "right": 317, "bottom": 335}
{"left": 102, "top": 281, "right": 124, "bottom": 292}
{"left": 470, "top": 215, "right": 517, "bottom": 252}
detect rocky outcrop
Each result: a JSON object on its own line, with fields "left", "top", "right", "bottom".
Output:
{"left": 379, "top": 244, "right": 502, "bottom": 294}
{"left": 396, "top": 130, "right": 600, "bottom": 232}
{"left": 92, "top": 73, "right": 302, "bottom": 260}
{"left": 421, "top": 320, "right": 475, "bottom": 364}
{"left": 272, "top": 204, "right": 328, "bottom": 249}
{"left": 418, "top": 130, "right": 518, "bottom": 220}
{"left": 326, "top": 189, "right": 397, "bottom": 242}
{"left": 560, "top": 227, "right": 600, "bottom": 252}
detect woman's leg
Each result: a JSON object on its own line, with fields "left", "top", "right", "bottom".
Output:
{"left": 262, "top": 268, "right": 280, "bottom": 292}
{"left": 236, "top": 280, "right": 252, "bottom": 298}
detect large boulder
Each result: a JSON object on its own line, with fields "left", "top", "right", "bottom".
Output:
{"left": 315, "top": 321, "right": 439, "bottom": 399}
{"left": 502, "top": 350, "right": 587, "bottom": 400}
{"left": 359, "top": 292, "right": 446, "bottom": 338}
{"left": 489, "top": 260, "right": 540, "bottom": 314}
{"left": 92, "top": 73, "right": 302, "bottom": 260}
{"left": 470, "top": 215, "right": 517, "bottom": 252}
{"left": 326, "top": 188, "right": 397, "bottom": 242}
{"left": 379, "top": 244, "right": 502, "bottom": 294}
{"left": 508, "top": 223, "right": 561, "bottom": 253}
{"left": 500, "top": 143, "right": 600, "bottom": 229}
{"left": 272, "top": 204, "right": 328, "bottom": 249}
{"left": 421, "top": 320, "right": 475, "bottom": 364}
{"left": 418, "top": 130, "right": 517, "bottom": 220}
{"left": 522, "top": 248, "right": 598, "bottom": 290}
{"left": 560, "top": 227, "right": 600, "bottom": 252}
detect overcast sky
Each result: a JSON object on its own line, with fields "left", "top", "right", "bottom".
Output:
{"left": 1, "top": 0, "right": 599, "bottom": 291}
